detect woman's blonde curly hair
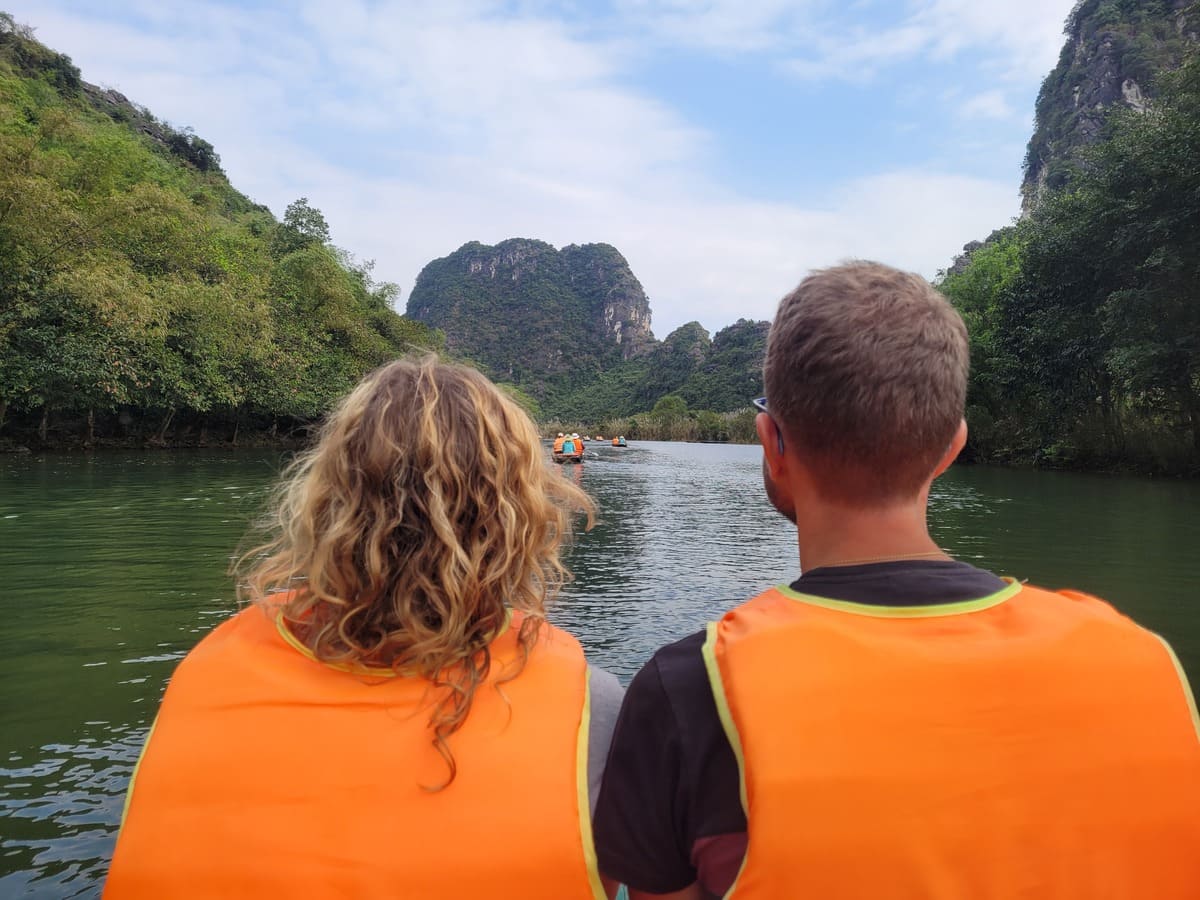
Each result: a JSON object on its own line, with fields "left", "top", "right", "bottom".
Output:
{"left": 234, "top": 355, "right": 594, "bottom": 786}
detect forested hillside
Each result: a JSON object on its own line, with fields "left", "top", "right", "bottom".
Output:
{"left": 0, "top": 15, "right": 440, "bottom": 448}
{"left": 407, "top": 239, "right": 654, "bottom": 394}
{"left": 941, "top": 2, "right": 1200, "bottom": 474}
{"left": 407, "top": 237, "right": 767, "bottom": 427}
{"left": 543, "top": 319, "right": 768, "bottom": 420}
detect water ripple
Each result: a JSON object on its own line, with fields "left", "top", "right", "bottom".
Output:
{"left": 3, "top": 445, "right": 1199, "bottom": 892}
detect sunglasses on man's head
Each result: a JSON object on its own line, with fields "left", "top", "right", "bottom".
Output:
{"left": 752, "top": 397, "right": 784, "bottom": 453}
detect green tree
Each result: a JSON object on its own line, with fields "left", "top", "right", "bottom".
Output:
{"left": 943, "top": 48, "right": 1200, "bottom": 472}
{"left": 938, "top": 228, "right": 1028, "bottom": 459}
{"left": 1026, "top": 53, "right": 1200, "bottom": 459}
{"left": 272, "top": 197, "right": 330, "bottom": 255}
{"left": 0, "top": 23, "right": 441, "bottom": 445}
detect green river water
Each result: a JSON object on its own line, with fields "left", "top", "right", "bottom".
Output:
{"left": 2, "top": 442, "right": 1198, "bottom": 896}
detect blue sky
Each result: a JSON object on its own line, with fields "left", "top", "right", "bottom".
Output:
{"left": 12, "top": 0, "right": 1076, "bottom": 336}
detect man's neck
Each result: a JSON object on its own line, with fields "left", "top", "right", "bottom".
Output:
{"left": 794, "top": 498, "right": 948, "bottom": 572}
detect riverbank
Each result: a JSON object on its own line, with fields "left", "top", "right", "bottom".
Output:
{"left": 6, "top": 432, "right": 1198, "bottom": 478}
{"left": 4, "top": 414, "right": 1196, "bottom": 478}
{"left": 0, "top": 430, "right": 313, "bottom": 453}
{"left": 0, "top": 408, "right": 315, "bottom": 454}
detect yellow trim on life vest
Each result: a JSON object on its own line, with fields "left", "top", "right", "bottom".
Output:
{"left": 774, "top": 577, "right": 1023, "bottom": 619}
{"left": 702, "top": 622, "right": 751, "bottom": 899}
{"left": 575, "top": 674, "right": 608, "bottom": 900}
{"left": 274, "top": 608, "right": 514, "bottom": 677}
{"left": 119, "top": 716, "right": 159, "bottom": 833}
{"left": 1153, "top": 633, "right": 1200, "bottom": 744}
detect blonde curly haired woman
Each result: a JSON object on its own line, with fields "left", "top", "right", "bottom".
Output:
{"left": 106, "top": 356, "right": 621, "bottom": 899}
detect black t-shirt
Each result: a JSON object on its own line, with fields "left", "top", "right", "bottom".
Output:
{"left": 592, "top": 560, "right": 1008, "bottom": 898}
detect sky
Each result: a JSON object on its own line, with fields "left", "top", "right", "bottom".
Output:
{"left": 13, "top": 0, "right": 1078, "bottom": 337}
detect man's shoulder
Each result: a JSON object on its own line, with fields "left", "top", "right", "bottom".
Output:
{"left": 1022, "top": 583, "right": 1175, "bottom": 648}
{"left": 598, "top": 625, "right": 747, "bottom": 894}
{"left": 634, "top": 628, "right": 710, "bottom": 706}
{"left": 650, "top": 628, "right": 708, "bottom": 664}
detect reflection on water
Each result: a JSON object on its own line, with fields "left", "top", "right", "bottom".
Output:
{"left": 550, "top": 442, "right": 796, "bottom": 677}
{"left": 929, "top": 465, "right": 1200, "bottom": 670}
{"left": 0, "top": 452, "right": 272, "bottom": 897}
{"left": 2, "top": 445, "right": 1198, "bottom": 895}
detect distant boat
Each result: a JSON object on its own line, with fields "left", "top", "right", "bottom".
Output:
{"left": 553, "top": 436, "right": 584, "bottom": 463}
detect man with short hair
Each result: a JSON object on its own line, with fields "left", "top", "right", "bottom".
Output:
{"left": 593, "top": 261, "right": 1200, "bottom": 899}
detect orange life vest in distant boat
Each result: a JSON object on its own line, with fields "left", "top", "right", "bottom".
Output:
{"left": 554, "top": 435, "right": 566, "bottom": 453}
{"left": 704, "top": 582, "right": 1200, "bottom": 899}
{"left": 105, "top": 606, "right": 604, "bottom": 899}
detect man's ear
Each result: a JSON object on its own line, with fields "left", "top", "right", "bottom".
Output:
{"left": 755, "top": 412, "right": 786, "bottom": 476}
{"left": 931, "top": 418, "right": 968, "bottom": 479}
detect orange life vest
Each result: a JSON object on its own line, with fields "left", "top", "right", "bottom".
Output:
{"left": 105, "top": 606, "right": 605, "bottom": 899}
{"left": 554, "top": 436, "right": 566, "bottom": 453}
{"left": 704, "top": 581, "right": 1200, "bottom": 899}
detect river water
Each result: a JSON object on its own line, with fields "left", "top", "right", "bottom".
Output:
{"left": 2, "top": 442, "right": 1198, "bottom": 896}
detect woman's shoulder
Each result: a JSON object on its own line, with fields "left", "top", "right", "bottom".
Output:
{"left": 588, "top": 665, "right": 625, "bottom": 717}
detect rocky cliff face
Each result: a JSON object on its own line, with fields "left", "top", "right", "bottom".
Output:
{"left": 406, "top": 238, "right": 653, "bottom": 390}
{"left": 560, "top": 243, "right": 654, "bottom": 359}
{"left": 1023, "top": 0, "right": 1197, "bottom": 211}
{"left": 407, "top": 237, "right": 769, "bottom": 416}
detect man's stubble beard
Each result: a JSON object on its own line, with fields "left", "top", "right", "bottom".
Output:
{"left": 762, "top": 457, "right": 797, "bottom": 525}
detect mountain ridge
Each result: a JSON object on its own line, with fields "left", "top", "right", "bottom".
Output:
{"left": 406, "top": 237, "right": 768, "bottom": 420}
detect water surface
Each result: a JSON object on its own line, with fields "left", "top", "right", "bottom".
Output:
{"left": 2, "top": 443, "right": 1197, "bottom": 895}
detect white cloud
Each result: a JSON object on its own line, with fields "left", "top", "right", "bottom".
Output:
{"left": 782, "top": 23, "right": 931, "bottom": 82}
{"left": 613, "top": 0, "right": 823, "bottom": 53}
{"left": 12, "top": 0, "right": 1023, "bottom": 338}
{"left": 914, "top": 0, "right": 1076, "bottom": 82}
{"left": 615, "top": 0, "right": 1077, "bottom": 86}
{"left": 270, "top": 162, "right": 1017, "bottom": 336}
{"left": 959, "top": 89, "right": 1016, "bottom": 121}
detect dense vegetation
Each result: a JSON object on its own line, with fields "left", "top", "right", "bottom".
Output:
{"left": 546, "top": 398, "right": 758, "bottom": 444}
{"left": 942, "top": 47, "right": 1200, "bottom": 474}
{"left": 407, "top": 239, "right": 654, "bottom": 398}
{"left": 544, "top": 318, "right": 767, "bottom": 424}
{"left": 408, "top": 237, "right": 766, "bottom": 433}
{"left": 0, "top": 16, "right": 440, "bottom": 448}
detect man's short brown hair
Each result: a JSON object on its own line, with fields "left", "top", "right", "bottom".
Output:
{"left": 764, "top": 261, "right": 968, "bottom": 506}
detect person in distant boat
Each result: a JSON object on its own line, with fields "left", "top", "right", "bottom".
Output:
{"left": 593, "top": 262, "right": 1200, "bottom": 900}
{"left": 559, "top": 433, "right": 582, "bottom": 460}
{"left": 554, "top": 431, "right": 567, "bottom": 454}
{"left": 107, "top": 356, "right": 621, "bottom": 899}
